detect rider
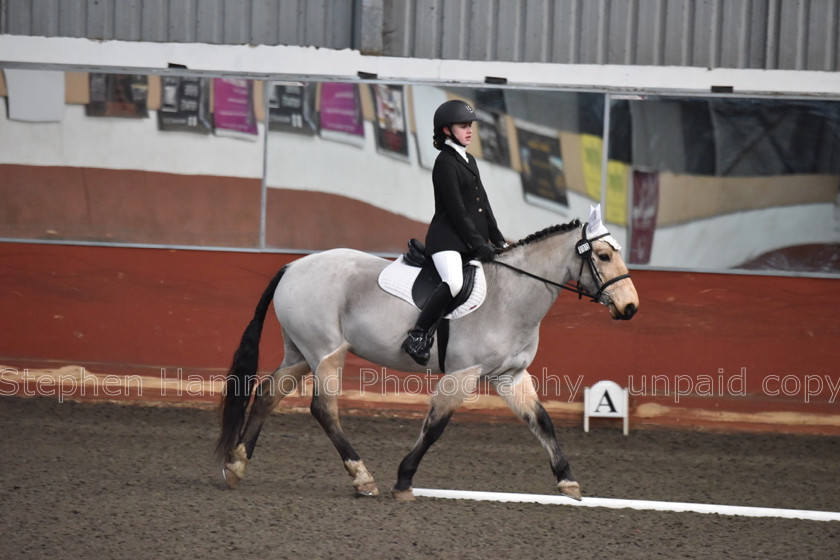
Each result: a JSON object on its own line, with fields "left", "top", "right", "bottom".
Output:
{"left": 401, "top": 99, "right": 508, "bottom": 366}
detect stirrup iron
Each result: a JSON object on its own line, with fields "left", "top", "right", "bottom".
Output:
{"left": 401, "top": 329, "right": 433, "bottom": 366}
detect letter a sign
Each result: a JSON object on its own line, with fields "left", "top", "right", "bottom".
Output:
{"left": 584, "top": 380, "right": 629, "bottom": 435}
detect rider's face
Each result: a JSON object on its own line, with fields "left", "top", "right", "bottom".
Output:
{"left": 446, "top": 122, "right": 473, "bottom": 146}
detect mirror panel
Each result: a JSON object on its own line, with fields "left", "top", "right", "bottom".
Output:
{"left": 0, "top": 70, "right": 265, "bottom": 247}
{"left": 3, "top": 67, "right": 838, "bottom": 276}
{"left": 263, "top": 83, "right": 609, "bottom": 253}
{"left": 612, "top": 96, "right": 840, "bottom": 273}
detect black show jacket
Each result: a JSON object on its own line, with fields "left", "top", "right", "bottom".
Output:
{"left": 424, "top": 145, "right": 505, "bottom": 257}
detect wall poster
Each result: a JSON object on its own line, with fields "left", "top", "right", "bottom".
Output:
{"left": 157, "top": 76, "right": 213, "bottom": 134}
{"left": 474, "top": 106, "right": 511, "bottom": 167}
{"left": 319, "top": 82, "right": 365, "bottom": 146}
{"left": 268, "top": 83, "right": 318, "bottom": 135}
{"left": 86, "top": 73, "right": 149, "bottom": 118}
{"left": 370, "top": 84, "right": 409, "bottom": 159}
{"left": 516, "top": 125, "right": 568, "bottom": 209}
{"left": 213, "top": 78, "right": 258, "bottom": 141}
{"left": 629, "top": 170, "right": 660, "bottom": 264}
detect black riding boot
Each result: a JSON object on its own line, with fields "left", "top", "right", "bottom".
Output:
{"left": 401, "top": 282, "right": 454, "bottom": 366}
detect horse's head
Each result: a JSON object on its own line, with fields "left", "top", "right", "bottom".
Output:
{"left": 575, "top": 206, "right": 639, "bottom": 321}
{"left": 585, "top": 237, "right": 639, "bottom": 320}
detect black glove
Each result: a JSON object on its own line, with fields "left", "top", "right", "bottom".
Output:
{"left": 476, "top": 243, "right": 497, "bottom": 261}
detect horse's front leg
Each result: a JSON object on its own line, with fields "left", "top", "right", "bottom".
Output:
{"left": 223, "top": 361, "right": 309, "bottom": 488}
{"left": 493, "top": 370, "right": 581, "bottom": 500}
{"left": 309, "top": 343, "right": 379, "bottom": 497}
{"left": 392, "top": 366, "right": 480, "bottom": 501}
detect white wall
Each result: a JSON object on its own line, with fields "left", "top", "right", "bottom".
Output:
{"left": 0, "top": 101, "right": 264, "bottom": 179}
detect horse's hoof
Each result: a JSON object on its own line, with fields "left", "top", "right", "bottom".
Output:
{"left": 558, "top": 480, "right": 582, "bottom": 501}
{"left": 222, "top": 444, "right": 248, "bottom": 489}
{"left": 222, "top": 466, "right": 242, "bottom": 489}
{"left": 355, "top": 482, "right": 380, "bottom": 497}
{"left": 391, "top": 487, "right": 416, "bottom": 501}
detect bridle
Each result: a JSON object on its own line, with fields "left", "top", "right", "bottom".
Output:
{"left": 491, "top": 223, "right": 631, "bottom": 303}
{"left": 573, "top": 224, "right": 632, "bottom": 302}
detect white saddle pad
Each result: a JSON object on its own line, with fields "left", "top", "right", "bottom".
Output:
{"left": 377, "top": 256, "right": 487, "bottom": 320}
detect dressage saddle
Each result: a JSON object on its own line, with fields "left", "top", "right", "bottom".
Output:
{"left": 403, "top": 238, "right": 477, "bottom": 312}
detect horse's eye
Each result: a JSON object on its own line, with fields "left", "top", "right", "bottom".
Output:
{"left": 597, "top": 253, "right": 611, "bottom": 263}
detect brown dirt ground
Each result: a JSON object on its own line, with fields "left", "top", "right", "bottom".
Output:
{"left": 1, "top": 396, "right": 838, "bottom": 560}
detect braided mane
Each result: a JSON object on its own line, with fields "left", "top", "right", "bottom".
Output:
{"left": 510, "top": 219, "right": 581, "bottom": 249}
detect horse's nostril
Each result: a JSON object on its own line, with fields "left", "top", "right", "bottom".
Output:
{"left": 622, "top": 303, "right": 637, "bottom": 319}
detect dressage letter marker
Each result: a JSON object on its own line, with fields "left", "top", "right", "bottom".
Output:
{"left": 412, "top": 488, "right": 840, "bottom": 522}
{"left": 584, "top": 380, "right": 629, "bottom": 435}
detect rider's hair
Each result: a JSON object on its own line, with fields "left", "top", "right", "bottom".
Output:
{"left": 432, "top": 129, "right": 448, "bottom": 150}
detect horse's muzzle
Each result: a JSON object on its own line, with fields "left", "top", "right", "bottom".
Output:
{"left": 613, "top": 303, "right": 637, "bottom": 321}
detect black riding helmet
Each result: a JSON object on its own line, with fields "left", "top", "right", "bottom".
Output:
{"left": 433, "top": 99, "right": 476, "bottom": 148}
{"left": 434, "top": 99, "right": 476, "bottom": 131}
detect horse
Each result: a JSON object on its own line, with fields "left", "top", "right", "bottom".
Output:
{"left": 215, "top": 210, "right": 639, "bottom": 501}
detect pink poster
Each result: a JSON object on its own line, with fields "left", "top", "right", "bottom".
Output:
{"left": 629, "top": 170, "right": 660, "bottom": 264}
{"left": 319, "top": 82, "right": 364, "bottom": 141}
{"left": 213, "top": 78, "right": 257, "bottom": 140}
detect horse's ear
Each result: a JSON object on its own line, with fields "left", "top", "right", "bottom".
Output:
{"left": 585, "top": 204, "right": 622, "bottom": 251}
{"left": 586, "top": 204, "right": 608, "bottom": 238}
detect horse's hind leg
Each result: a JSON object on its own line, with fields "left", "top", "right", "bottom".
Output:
{"left": 392, "top": 366, "right": 480, "bottom": 501}
{"left": 309, "top": 343, "right": 379, "bottom": 497}
{"left": 494, "top": 370, "right": 581, "bottom": 500}
{"left": 222, "top": 361, "right": 309, "bottom": 488}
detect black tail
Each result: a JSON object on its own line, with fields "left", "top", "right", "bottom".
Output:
{"left": 214, "top": 266, "right": 287, "bottom": 463}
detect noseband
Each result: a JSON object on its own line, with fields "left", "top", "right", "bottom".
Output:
{"left": 492, "top": 223, "right": 631, "bottom": 303}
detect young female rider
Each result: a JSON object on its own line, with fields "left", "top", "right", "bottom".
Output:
{"left": 401, "top": 99, "right": 508, "bottom": 366}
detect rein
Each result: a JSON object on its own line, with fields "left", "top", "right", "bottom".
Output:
{"left": 491, "top": 223, "right": 631, "bottom": 303}
{"left": 492, "top": 260, "right": 594, "bottom": 299}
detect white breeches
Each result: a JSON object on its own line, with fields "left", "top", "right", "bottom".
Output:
{"left": 432, "top": 250, "right": 463, "bottom": 297}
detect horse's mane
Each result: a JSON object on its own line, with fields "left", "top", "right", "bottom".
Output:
{"left": 506, "top": 219, "right": 581, "bottom": 250}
